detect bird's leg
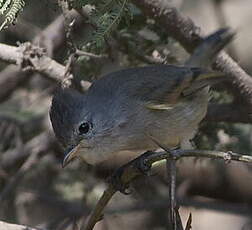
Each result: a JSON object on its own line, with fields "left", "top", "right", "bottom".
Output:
{"left": 166, "top": 151, "right": 178, "bottom": 230}
{"left": 149, "top": 135, "right": 180, "bottom": 229}
{"left": 157, "top": 146, "right": 180, "bottom": 230}
{"left": 108, "top": 151, "right": 153, "bottom": 194}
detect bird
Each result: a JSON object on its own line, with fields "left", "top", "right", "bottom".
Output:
{"left": 50, "top": 28, "right": 234, "bottom": 167}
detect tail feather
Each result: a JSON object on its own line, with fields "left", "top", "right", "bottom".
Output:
{"left": 185, "top": 28, "right": 235, "bottom": 68}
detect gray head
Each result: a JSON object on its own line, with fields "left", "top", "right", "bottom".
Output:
{"left": 50, "top": 85, "right": 137, "bottom": 166}
{"left": 50, "top": 88, "right": 90, "bottom": 164}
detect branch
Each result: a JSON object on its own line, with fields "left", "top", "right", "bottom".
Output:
{"left": 0, "top": 220, "right": 46, "bottom": 230}
{"left": 0, "top": 43, "right": 23, "bottom": 63}
{"left": 76, "top": 49, "right": 108, "bottom": 60}
{"left": 0, "top": 42, "right": 73, "bottom": 82}
{"left": 0, "top": 11, "right": 84, "bottom": 102}
{"left": 0, "top": 42, "right": 94, "bottom": 89}
{"left": 82, "top": 149, "right": 252, "bottom": 230}
{"left": 131, "top": 0, "right": 252, "bottom": 107}
{"left": 81, "top": 184, "right": 116, "bottom": 230}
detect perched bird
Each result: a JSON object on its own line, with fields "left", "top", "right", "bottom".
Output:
{"left": 50, "top": 28, "right": 234, "bottom": 167}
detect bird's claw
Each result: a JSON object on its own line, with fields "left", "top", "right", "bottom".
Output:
{"left": 108, "top": 151, "right": 153, "bottom": 194}
{"left": 108, "top": 166, "right": 131, "bottom": 194}
{"left": 133, "top": 151, "right": 152, "bottom": 175}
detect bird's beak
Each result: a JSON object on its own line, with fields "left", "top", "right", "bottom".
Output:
{"left": 62, "top": 144, "right": 80, "bottom": 168}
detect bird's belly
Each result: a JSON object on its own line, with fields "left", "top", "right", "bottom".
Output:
{"left": 147, "top": 92, "right": 208, "bottom": 149}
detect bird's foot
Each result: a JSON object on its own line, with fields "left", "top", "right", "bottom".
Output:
{"left": 108, "top": 151, "right": 154, "bottom": 194}
{"left": 169, "top": 147, "right": 181, "bottom": 159}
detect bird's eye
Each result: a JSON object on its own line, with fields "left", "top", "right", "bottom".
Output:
{"left": 78, "top": 122, "right": 90, "bottom": 135}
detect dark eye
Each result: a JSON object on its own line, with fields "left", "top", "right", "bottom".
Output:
{"left": 79, "top": 122, "right": 90, "bottom": 134}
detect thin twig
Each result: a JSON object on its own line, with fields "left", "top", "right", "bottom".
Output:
{"left": 152, "top": 139, "right": 179, "bottom": 230}
{"left": 185, "top": 213, "right": 192, "bottom": 230}
{"left": 76, "top": 49, "right": 108, "bottom": 60}
{"left": 58, "top": 0, "right": 78, "bottom": 87}
{"left": 146, "top": 149, "right": 252, "bottom": 165}
{"left": 81, "top": 149, "right": 252, "bottom": 230}
{"left": 175, "top": 208, "right": 184, "bottom": 230}
{"left": 167, "top": 159, "right": 177, "bottom": 229}
{"left": 81, "top": 185, "right": 116, "bottom": 230}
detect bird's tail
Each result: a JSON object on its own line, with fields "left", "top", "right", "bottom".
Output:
{"left": 185, "top": 28, "right": 235, "bottom": 68}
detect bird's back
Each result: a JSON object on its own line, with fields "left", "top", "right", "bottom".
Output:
{"left": 86, "top": 65, "right": 209, "bottom": 151}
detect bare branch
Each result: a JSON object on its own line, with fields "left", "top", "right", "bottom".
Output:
{"left": 0, "top": 220, "right": 46, "bottom": 230}
{"left": 81, "top": 185, "right": 116, "bottom": 230}
{"left": 0, "top": 43, "right": 22, "bottom": 64}
{"left": 0, "top": 42, "right": 73, "bottom": 82}
{"left": 76, "top": 49, "right": 108, "bottom": 60}
{"left": 0, "top": 11, "right": 84, "bottom": 102}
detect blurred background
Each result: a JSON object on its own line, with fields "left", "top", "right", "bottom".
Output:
{"left": 0, "top": 0, "right": 252, "bottom": 229}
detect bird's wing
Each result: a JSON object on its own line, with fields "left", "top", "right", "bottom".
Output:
{"left": 87, "top": 65, "right": 224, "bottom": 111}
{"left": 139, "top": 66, "right": 225, "bottom": 110}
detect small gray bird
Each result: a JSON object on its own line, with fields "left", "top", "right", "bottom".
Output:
{"left": 50, "top": 28, "right": 234, "bottom": 167}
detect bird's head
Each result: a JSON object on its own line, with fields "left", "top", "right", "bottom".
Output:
{"left": 50, "top": 87, "right": 132, "bottom": 166}
{"left": 50, "top": 88, "right": 96, "bottom": 167}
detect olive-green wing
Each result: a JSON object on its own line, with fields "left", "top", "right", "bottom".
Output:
{"left": 143, "top": 67, "right": 224, "bottom": 110}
